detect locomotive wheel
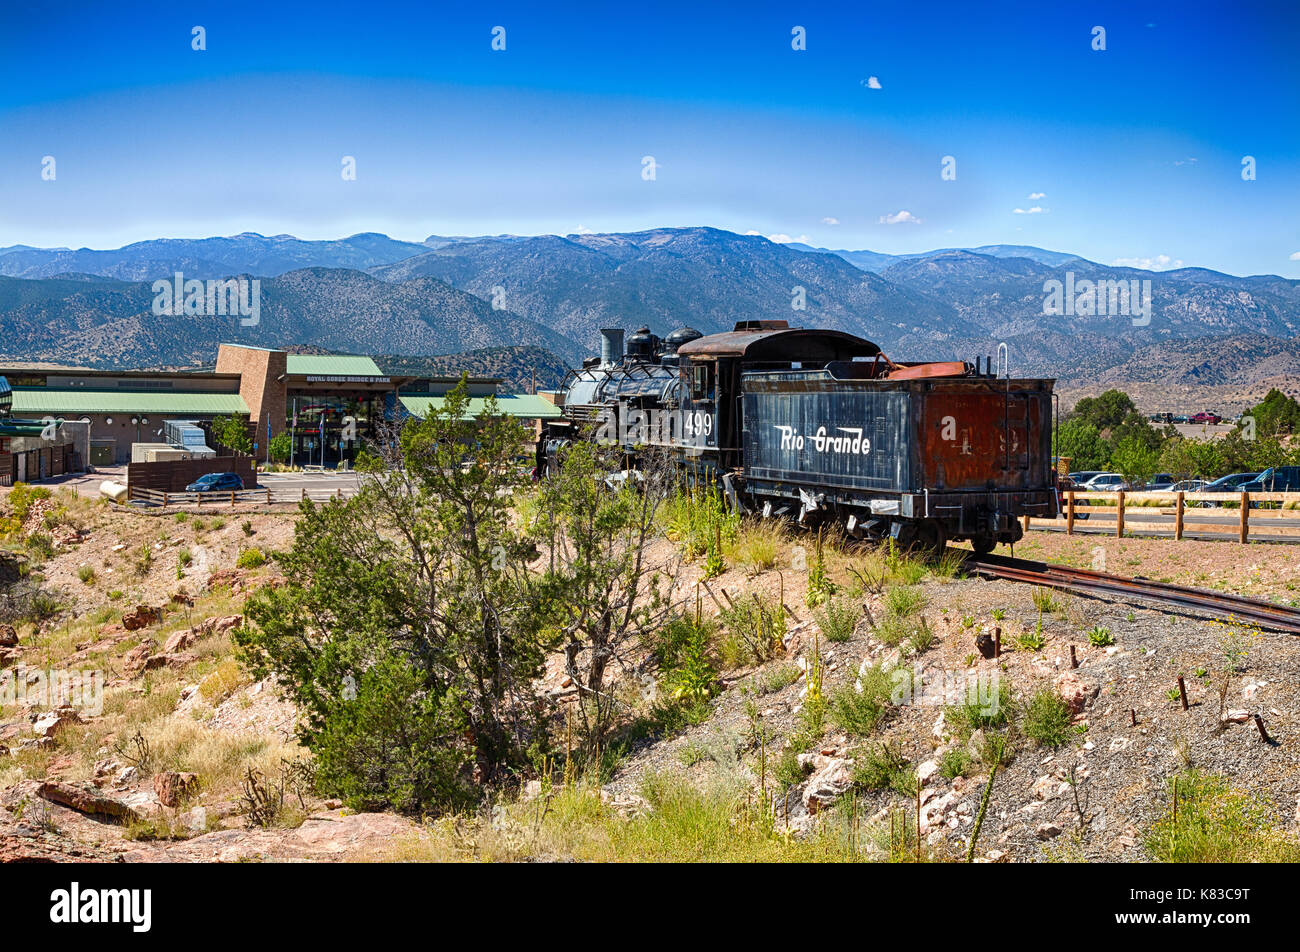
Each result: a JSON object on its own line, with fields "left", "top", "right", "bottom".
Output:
{"left": 971, "top": 534, "right": 997, "bottom": 555}
{"left": 911, "top": 520, "right": 947, "bottom": 556}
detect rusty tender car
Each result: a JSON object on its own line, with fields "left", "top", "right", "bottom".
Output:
{"left": 540, "top": 321, "right": 1058, "bottom": 554}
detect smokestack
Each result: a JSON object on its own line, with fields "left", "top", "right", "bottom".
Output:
{"left": 599, "top": 328, "right": 625, "bottom": 366}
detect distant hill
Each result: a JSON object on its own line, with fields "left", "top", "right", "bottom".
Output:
{"left": 0, "top": 268, "right": 583, "bottom": 369}
{"left": 376, "top": 346, "right": 572, "bottom": 393}
{"left": 2, "top": 227, "right": 1298, "bottom": 401}
{"left": 0, "top": 233, "right": 431, "bottom": 281}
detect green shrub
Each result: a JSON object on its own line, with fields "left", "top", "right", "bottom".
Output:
{"left": 1032, "top": 587, "right": 1062, "bottom": 614}
{"left": 24, "top": 532, "right": 55, "bottom": 559}
{"left": 718, "top": 594, "right": 785, "bottom": 666}
{"left": 1023, "top": 687, "right": 1073, "bottom": 747}
{"left": 236, "top": 547, "right": 266, "bottom": 569}
{"left": 884, "top": 586, "right": 926, "bottom": 618}
{"left": 1087, "top": 626, "right": 1114, "bottom": 647}
{"left": 853, "top": 742, "right": 914, "bottom": 794}
{"left": 1017, "top": 625, "right": 1046, "bottom": 651}
{"left": 829, "top": 663, "right": 894, "bottom": 736}
{"left": 8, "top": 483, "right": 52, "bottom": 523}
{"left": 938, "top": 747, "right": 972, "bottom": 780}
{"left": 945, "top": 679, "right": 1014, "bottom": 740}
{"left": 1146, "top": 772, "right": 1300, "bottom": 863}
{"left": 77, "top": 564, "right": 96, "bottom": 585}
{"left": 813, "top": 597, "right": 858, "bottom": 643}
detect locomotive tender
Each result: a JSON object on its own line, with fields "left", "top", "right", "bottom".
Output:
{"left": 542, "top": 321, "right": 1058, "bottom": 554}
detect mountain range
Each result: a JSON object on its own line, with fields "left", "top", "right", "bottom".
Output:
{"left": 1, "top": 228, "right": 1297, "bottom": 409}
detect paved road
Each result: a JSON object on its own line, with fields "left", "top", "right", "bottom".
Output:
{"left": 257, "top": 470, "right": 363, "bottom": 493}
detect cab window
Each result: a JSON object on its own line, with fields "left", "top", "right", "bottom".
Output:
{"left": 690, "top": 364, "right": 713, "bottom": 401}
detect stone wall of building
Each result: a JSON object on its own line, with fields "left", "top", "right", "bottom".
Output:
{"left": 215, "top": 345, "right": 287, "bottom": 461}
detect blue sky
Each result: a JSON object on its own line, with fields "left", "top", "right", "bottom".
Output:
{"left": 1, "top": 0, "right": 1297, "bottom": 276}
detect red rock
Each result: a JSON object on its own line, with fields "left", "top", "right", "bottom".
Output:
{"left": 31, "top": 707, "right": 83, "bottom": 739}
{"left": 1053, "top": 671, "right": 1098, "bottom": 715}
{"left": 163, "top": 629, "right": 195, "bottom": 654}
{"left": 0, "top": 624, "right": 17, "bottom": 647}
{"left": 122, "top": 605, "right": 162, "bottom": 631}
{"left": 122, "top": 642, "right": 154, "bottom": 674}
{"left": 153, "top": 771, "right": 199, "bottom": 807}
{"left": 36, "top": 780, "right": 139, "bottom": 820}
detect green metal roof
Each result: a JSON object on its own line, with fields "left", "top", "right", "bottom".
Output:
{"left": 399, "top": 393, "right": 562, "bottom": 420}
{"left": 9, "top": 389, "right": 250, "bottom": 416}
{"left": 286, "top": 354, "right": 385, "bottom": 377}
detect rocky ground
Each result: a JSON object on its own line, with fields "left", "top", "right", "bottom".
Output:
{"left": 3, "top": 484, "right": 1298, "bottom": 863}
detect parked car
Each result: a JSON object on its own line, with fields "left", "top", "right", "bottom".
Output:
{"left": 1191, "top": 472, "right": 1258, "bottom": 507}
{"left": 1168, "top": 479, "right": 1208, "bottom": 492}
{"left": 1189, "top": 411, "right": 1222, "bottom": 425}
{"left": 1068, "top": 471, "right": 1107, "bottom": 486}
{"left": 1143, "top": 473, "right": 1177, "bottom": 491}
{"left": 185, "top": 472, "right": 245, "bottom": 493}
{"left": 1082, "top": 473, "right": 1127, "bottom": 491}
{"left": 1239, "top": 466, "right": 1300, "bottom": 495}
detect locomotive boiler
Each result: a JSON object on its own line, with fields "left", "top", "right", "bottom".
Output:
{"left": 541, "top": 321, "right": 1058, "bottom": 554}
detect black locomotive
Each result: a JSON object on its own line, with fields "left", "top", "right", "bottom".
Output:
{"left": 540, "top": 321, "right": 1058, "bottom": 554}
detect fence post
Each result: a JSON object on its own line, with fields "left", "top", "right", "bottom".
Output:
{"left": 231, "top": 491, "right": 236, "bottom": 507}
{"left": 1115, "top": 490, "right": 1125, "bottom": 538}
{"left": 1021, "top": 513, "right": 1030, "bottom": 535}
{"left": 1240, "top": 491, "right": 1249, "bottom": 544}
{"left": 1066, "top": 491, "right": 1075, "bottom": 535}
{"left": 163, "top": 491, "right": 169, "bottom": 506}
{"left": 301, "top": 487, "right": 306, "bottom": 503}
{"left": 1174, "top": 491, "right": 1184, "bottom": 541}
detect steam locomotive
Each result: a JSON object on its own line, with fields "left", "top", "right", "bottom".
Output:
{"left": 540, "top": 321, "right": 1058, "bottom": 554}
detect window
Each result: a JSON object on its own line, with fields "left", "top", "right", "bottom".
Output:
{"left": 690, "top": 364, "right": 713, "bottom": 401}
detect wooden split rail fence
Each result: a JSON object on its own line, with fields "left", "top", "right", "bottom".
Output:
{"left": 1023, "top": 490, "right": 1300, "bottom": 543}
{"left": 128, "top": 486, "right": 359, "bottom": 507}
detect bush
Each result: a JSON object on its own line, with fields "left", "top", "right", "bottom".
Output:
{"left": 1023, "top": 687, "right": 1073, "bottom": 747}
{"left": 813, "top": 597, "right": 858, "bottom": 643}
{"left": 312, "top": 656, "right": 476, "bottom": 813}
{"left": 829, "top": 664, "right": 894, "bottom": 736}
{"left": 1087, "top": 626, "right": 1114, "bottom": 647}
{"left": 8, "top": 483, "right": 51, "bottom": 523}
{"left": 729, "top": 521, "right": 782, "bottom": 574}
{"left": 945, "top": 679, "right": 1014, "bottom": 740}
{"left": 884, "top": 586, "right": 926, "bottom": 618}
{"left": 77, "top": 564, "right": 96, "bottom": 585}
{"left": 1017, "top": 626, "right": 1046, "bottom": 651}
{"left": 1146, "top": 772, "right": 1300, "bottom": 863}
{"left": 718, "top": 594, "right": 785, "bottom": 666}
{"left": 236, "top": 547, "right": 266, "bottom": 569}
{"left": 24, "top": 532, "right": 54, "bottom": 559}
{"left": 853, "top": 742, "right": 914, "bottom": 794}
{"left": 938, "top": 747, "right": 972, "bottom": 780}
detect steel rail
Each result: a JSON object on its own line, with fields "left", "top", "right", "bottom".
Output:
{"left": 963, "top": 550, "right": 1300, "bottom": 635}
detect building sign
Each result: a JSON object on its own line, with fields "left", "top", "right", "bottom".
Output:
{"left": 303, "top": 375, "right": 391, "bottom": 384}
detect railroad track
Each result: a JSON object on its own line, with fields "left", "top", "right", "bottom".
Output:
{"left": 963, "top": 550, "right": 1300, "bottom": 635}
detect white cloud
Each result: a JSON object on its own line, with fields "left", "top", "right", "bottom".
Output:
{"left": 1012, "top": 206, "right": 1047, "bottom": 214}
{"left": 861, "top": 76, "right": 882, "bottom": 89}
{"left": 1290, "top": 251, "right": 1300, "bottom": 261}
{"left": 1173, "top": 157, "right": 1198, "bottom": 166}
{"left": 821, "top": 217, "right": 840, "bottom": 226}
{"left": 1027, "top": 192, "right": 1046, "bottom": 200}
{"left": 878, "top": 210, "right": 921, "bottom": 225}
{"left": 574, "top": 224, "right": 594, "bottom": 235}
{"left": 746, "top": 230, "right": 809, "bottom": 244}
{"left": 1111, "top": 254, "right": 1184, "bottom": 271}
